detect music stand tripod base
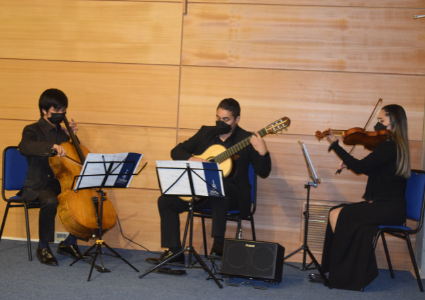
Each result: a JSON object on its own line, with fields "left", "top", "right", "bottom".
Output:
{"left": 68, "top": 157, "right": 143, "bottom": 281}
{"left": 141, "top": 163, "right": 224, "bottom": 288}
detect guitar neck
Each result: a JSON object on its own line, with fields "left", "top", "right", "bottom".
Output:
{"left": 213, "top": 128, "right": 268, "bottom": 164}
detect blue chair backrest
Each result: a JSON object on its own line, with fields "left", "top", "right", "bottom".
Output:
{"left": 248, "top": 163, "right": 256, "bottom": 204}
{"left": 406, "top": 171, "right": 425, "bottom": 221}
{"left": 3, "top": 147, "right": 28, "bottom": 191}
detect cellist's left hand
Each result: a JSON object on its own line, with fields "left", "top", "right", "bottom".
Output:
{"left": 63, "top": 119, "right": 78, "bottom": 136}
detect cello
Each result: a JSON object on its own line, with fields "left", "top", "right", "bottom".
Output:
{"left": 49, "top": 116, "right": 117, "bottom": 239}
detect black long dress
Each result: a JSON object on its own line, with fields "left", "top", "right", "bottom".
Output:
{"left": 321, "top": 139, "right": 407, "bottom": 291}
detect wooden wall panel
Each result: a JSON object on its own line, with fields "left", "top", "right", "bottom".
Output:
{"left": 77, "top": 124, "right": 177, "bottom": 189}
{"left": 179, "top": 66, "right": 425, "bottom": 139}
{"left": 0, "top": 60, "right": 180, "bottom": 128}
{"left": 111, "top": 0, "right": 181, "bottom": 3}
{"left": 182, "top": 4, "right": 425, "bottom": 74}
{"left": 0, "top": 0, "right": 182, "bottom": 65}
{"left": 191, "top": 0, "right": 425, "bottom": 8}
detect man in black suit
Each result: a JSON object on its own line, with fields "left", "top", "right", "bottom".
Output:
{"left": 147, "top": 98, "right": 272, "bottom": 264}
{"left": 18, "top": 88, "right": 83, "bottom": 265}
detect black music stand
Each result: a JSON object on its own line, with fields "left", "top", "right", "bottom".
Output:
{"left": 69, "top": 156, "right": 146, "bottom": 281}
{"left": 138, "top": 163, "right": 224, "bottom": 289}
{"left": 283, "top": 142, "right": 331, "bottom": 287}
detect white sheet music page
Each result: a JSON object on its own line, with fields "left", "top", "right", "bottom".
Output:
{"left": 75, "top": 152, "right": 143, "bottom": 190}
{"left": 156, "top": 160, "right": 225, "bottom": 197}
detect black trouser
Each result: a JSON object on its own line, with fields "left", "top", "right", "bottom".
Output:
{"left": 158, "top": 180, "right": 239, "bottom": 248}
{"left": 36, "top": 179, "right": 61, "bottom": 242}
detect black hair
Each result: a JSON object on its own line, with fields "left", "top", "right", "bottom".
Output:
{"left": 217, "top": 98, "right": 241, "bottom": 117}
{"left": 39, "top": 88, "right": 68, "bottom": 117}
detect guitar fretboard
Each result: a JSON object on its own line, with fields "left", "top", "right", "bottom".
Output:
{"left": 213, "top": 128, "right": 268, "bottom": 164}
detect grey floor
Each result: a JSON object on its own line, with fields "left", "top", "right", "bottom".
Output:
{"left": 0, "top": 239, "right": 423, "bottom": 300}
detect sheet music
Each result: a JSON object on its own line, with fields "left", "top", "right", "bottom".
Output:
{"left": 75, "top": 152, "right": 143, "bottom": 190}
{"left": 299, "top": 141, "right": 319, "bottom": 184}
{"left": 156, "top": 160, "right": 225, "bottom": 197}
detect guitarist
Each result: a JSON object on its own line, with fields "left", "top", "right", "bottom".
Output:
{"left": 146, "top": 98, "right": 271, "bottom": 264}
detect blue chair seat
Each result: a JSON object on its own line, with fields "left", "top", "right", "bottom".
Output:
{"left": 378, "top": 225, "right": 412, "bottom": 231}
{"left": 197, "top": 209, "right": 241, "bottom": 214}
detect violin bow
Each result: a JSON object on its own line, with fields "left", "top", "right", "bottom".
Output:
{"left": 335, "top": 98, "right": 383, "bottom": 174}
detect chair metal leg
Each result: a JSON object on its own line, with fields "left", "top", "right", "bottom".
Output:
{"left": 0, "top": 203, "right": 11, "bottom": 242}
{"left": 181, "top": 212, "right": 191, "bottom": 250}
{"left": 23, "top": 203, "right": 33, "bottom": 261}
{"left": 380, "top": 233, "right": 394, "bottom": 278}
{"left": 404, "top": 233, "right": 424, "bottom": 292}
{"left": 236, "top": 218, "right": 242, "bottom": 239}
{"left": 372, "top": 231, "right": 380, "bottom": 250}
{"left": 250, "top": 215, "right": 256, "bottom": 241}
{"left": 201, "top": 217, "right": 208, "bottom": 258}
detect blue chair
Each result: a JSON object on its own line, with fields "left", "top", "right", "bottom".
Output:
{"left": 193, "top": 164, "right": 257, "bottom": 258}
{"left": 0, "top": 146, "right": 40, "bottom": 261}
{"left": 372, "top": 169, "right": 425, "bottom": 292}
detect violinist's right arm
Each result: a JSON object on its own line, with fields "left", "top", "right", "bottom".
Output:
{"left": 329, "top": 139, "right": 396, "bottom": 175}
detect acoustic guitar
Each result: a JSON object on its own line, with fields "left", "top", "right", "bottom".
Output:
{"left": 180, "top": 116, "right": 290, "bottom": 202}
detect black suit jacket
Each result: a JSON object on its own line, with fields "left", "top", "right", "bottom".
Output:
{"left": 171, "top": 125, "right": 271, "bottom": 217}
{"left": 18, "top": 118, "right": 70, "bottom": 201}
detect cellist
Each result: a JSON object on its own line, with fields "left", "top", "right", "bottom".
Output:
{"left": 18, "top": 88, "right": 83, "bottom": 266}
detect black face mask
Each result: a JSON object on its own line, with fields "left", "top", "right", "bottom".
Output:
{"left": 216, "top": 120, "right": 233, "bottom": 135}
{"left": 48, "top": 112, "right": 66, "bottom": 125}
{"left": 374, "top": 121, "right": 388, "bottom": 131}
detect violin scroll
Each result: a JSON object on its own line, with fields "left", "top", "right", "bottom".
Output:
{"left": 315, "top": 130, "right": 331, "bottom": 139}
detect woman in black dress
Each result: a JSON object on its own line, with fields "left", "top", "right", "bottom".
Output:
{"left": 321, "top": 104, "right": 411, "bottom": 291}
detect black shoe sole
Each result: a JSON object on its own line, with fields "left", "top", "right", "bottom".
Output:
{"left": 57, "top": 248, "right": 79, "bottom": 259}
{"left": 37, "top": 256, "right": 58, "bottom": 266}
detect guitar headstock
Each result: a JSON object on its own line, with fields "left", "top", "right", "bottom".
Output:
{"left": 266, "top": 117, "right": 291, "bottom": 134}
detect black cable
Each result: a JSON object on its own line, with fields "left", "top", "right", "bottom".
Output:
{"left": 116, "top": 215, "right": 159, "bottom": 254}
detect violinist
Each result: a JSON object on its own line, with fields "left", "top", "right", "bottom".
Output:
{"left": 18, "top": 89, "right": 83, "bottom": 265}
{"left": 321, "top": 104, "right": 410, "bottom": 290}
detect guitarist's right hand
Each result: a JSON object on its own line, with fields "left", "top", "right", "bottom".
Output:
{"left": 189, "top": 157, "right": 209, "bottom": 163}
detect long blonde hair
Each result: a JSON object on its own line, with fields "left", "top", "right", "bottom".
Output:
{"left": 383, "top": 104, "right": 411, "bottom": 178}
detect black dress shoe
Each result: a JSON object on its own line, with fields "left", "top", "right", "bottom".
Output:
{"left": 57, "top": 241, "right": 83, "bottom": 259}
{"left": 209, "top": 240, "right": 224, "bottom": 258}
{"left": 146, "top": 250, "right": 185, "bottom": 265}
{"left": 37, "top": 247, "right": 58, "bottom": 266}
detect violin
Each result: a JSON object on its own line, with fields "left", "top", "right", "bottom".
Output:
{"left": 315, "top": 98, "right": 386, "bottom": 174}
{"left": 315, "top": 127, "right": 391, "bottom": 151}
{"left": 49, "top": 116, "right": 117, "bottom": 238}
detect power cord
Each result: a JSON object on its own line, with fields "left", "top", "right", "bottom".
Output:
{"left": 116, "top": 215, "right": 160, "bottom": 254}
